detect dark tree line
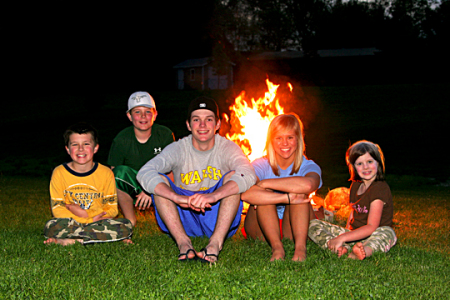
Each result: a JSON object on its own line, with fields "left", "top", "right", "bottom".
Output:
{"left": 205, "top": 0, "right": 449, "bottom": 60}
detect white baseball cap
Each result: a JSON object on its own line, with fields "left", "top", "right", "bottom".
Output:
{"left": 127, "top": 91, "right": 156, "bottom": 112}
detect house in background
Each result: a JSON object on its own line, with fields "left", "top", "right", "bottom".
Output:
{"left": 173, "top": 57, "right": 235, "bottom": 90}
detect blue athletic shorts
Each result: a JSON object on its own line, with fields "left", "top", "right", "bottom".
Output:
{"left": 152, "top": 173, "right": 243, "bottom": 238}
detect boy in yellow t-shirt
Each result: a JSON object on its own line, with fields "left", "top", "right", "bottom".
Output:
{"left": 43, "top": 122, "right": 132, "bottom": 245}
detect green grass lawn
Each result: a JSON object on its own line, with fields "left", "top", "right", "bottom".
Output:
{"left": 1, "top": 176, "right": 449, "bottom": 299}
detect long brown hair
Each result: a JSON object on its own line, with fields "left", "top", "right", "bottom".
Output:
{"left": 265, "top": 113, "right": 305, "bottom": 176}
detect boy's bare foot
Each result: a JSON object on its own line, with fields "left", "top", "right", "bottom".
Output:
{"left": 349, "top": 242, "right": 366, "bottom": 260}
{"left": 270, "top": 247, "right": 285, "bottom": 261}
{"left": 44, "top": 238, "right": 81, "bottom": 246}
{"left": 122, "top": 239, "right": 133, "bottom": 244}
{"left": 337, "top": 246, "right": 348, "bottom": 258}
{"left": 292, "top": 248, "right": 307, "bottom": 262}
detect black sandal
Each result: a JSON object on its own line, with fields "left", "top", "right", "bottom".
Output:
{"left": 197, "top": 247, "right": 219, "bottom": 263}
{"left": 178, "top": 248, "right": 197, "bottom": 262}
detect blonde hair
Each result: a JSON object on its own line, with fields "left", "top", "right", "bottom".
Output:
{"left": 346, "top": 140, "right": 386, "bottom": 181}
{"left": 265, "top": 113, "right": 305, "bottom": 176}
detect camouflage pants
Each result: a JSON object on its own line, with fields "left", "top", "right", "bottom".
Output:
{"left": 308, "top": 219, "right": 397, "bottom": 253}
{"left": 44, "top": 218, "right": 133, "bottom": 244}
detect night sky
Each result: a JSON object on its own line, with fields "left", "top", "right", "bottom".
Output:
{"left": 9, "top": 3, "right": 214, "bottom": 97}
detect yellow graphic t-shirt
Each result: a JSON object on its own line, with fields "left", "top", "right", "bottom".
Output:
{"left": 49, "top": 162, "right": 118, "bottom": 224}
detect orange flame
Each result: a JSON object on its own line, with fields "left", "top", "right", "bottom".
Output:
{"left": 287, "top": 82, "right": 293, "bottom": 92}
{"left": 224, "top": 79, "right": 291, "bottom": 161}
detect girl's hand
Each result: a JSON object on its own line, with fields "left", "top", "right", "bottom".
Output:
{"left": 288, "top": 193, "right": 311, "bottom": 205}
{"left": 327, "top": 236, "right": 344, "bottom": 253}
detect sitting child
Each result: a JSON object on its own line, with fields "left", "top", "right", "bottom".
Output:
{"left": 308, "top": 140, "right": 397, "bottom": 260}
{"left": 43, "top": 122, "right": 132, "bottom": 245}
{"left": 241, "top": 113, "right": 322, "bottom": 262}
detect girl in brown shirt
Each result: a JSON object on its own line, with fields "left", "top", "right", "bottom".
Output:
{"left": 308, "top": 140, "right": 397, "bottom": 260}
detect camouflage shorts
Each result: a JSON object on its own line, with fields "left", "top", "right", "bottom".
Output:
{"left": 308, "top": 219, "right": 397, "bottom": 253}
{"left": 44, "top": 218, "right": 133, "bottom": 244}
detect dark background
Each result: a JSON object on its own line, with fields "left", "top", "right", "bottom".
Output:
{"left": 8, "top": 3, "right": 216, "bottom": 96}
{"left": 3, "top": 2, "right": 449, "bottom": 184}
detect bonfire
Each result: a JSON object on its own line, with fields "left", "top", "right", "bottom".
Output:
{"left": 224, "top": 78, "right": 334, "bottom": 217}
{"left": 223, "top": 78, "right": 288, "bottom": 161}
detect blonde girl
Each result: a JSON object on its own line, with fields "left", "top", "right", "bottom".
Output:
{"left": 242, "top": 113, "right": 322, "bottom": 261}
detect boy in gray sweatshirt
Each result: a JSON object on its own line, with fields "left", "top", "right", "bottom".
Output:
{"left": 137, "top": 97, "right": 256, "bottom": 263}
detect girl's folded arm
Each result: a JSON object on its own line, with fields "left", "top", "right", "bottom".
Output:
{"left": 258, "top": 172, "right": 320, "bottom": 195}
{"left": 339, "top": 199, "right": 384, "bottom": 243}
{"left": 241, "top": 184, "right": 291, "bottom": 205}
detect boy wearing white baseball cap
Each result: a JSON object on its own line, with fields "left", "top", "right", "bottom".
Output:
{"left": 108, "top": 91, "right": 175, "bottom": 226}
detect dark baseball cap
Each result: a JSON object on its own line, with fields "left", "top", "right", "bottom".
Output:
{"left": 187, "top": 96, "right": 220, "bottom": 121}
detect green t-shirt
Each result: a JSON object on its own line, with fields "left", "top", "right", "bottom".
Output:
{"left": 107, "top": 124, "right": 174, "bottom": 171}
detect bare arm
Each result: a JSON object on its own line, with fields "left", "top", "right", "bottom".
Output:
{"left": 153, "top": 182, "right": 190, "bottom": 209}
{"left": 327, "top": 200, "right": 384, "bottom": 250}
{"left": 188, "top": 180, "right": 240, "bottom": 213}
{"left": 66, "top": 204, "right": 88, "bottom": 218}
{"left": 242, "top": 172, "right": 320, "bottom": 205}
{"left": 65, "top": 204, "right": 107, "bottom": 222}
{"left": 241, "top": 184, "right": 311, "bottom": 206}
{"left": 241, "top": 184, "right": 283, "bottom": 203}
{"left": 257, "top": 172, "right": 320, "bottom": 194}
{"left": 345, "top": 210, "right": 353, "bottom": 230}
{"left": 154, "top": 172, "right": 241, "bottom": 213}
{"left": 207, "top": 180, "right": 240, "bottom": 203}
